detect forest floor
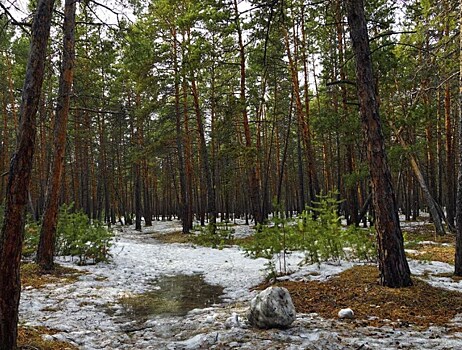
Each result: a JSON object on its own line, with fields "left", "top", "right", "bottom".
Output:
{"left": 18, "top": 218, "right": 462, "bottom": 349}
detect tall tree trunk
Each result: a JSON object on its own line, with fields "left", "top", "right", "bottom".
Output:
{"left": 425, "top": 121, "right": 437, "bottom": 199}
{"left": 0, "top": 0, "right": 55, "bottom": 347}
{"left": 97, "top": 113, "right": 109, "bottom": 224}
{"left": 346, "top": 0, "right": 412, "bottom": 287}
{"left": 143, "top": 162, "right": 152, "bottom": 227}
{"left": 182, "top": 66, "right": 193, "bottom": 232}
{"left": 233, "top": 0, "right": 262, "bottom": 224}
{"left": 454, "top": 0, "right": 462, "bottom": 275}
{"left": 391, "top": 124, "right": 449, "bottom": 235}
{"left": 296, "top": 128, "right": 305, "bottom": 212}
{"left": 445, "top": 82, "right": 455, "bottom": 227}
{"left": 277, "top": 93, "right": 293, "bottom": 205}
{"left": 300, "top": 8, "right": 319, "bottom": 200}
{"left": 134, "top": 163, "right": 142, "bottom": 231}
{"left": 37, "top": 0, "right": 76, "bottom": 270}
{"left": 444, "top": 0, "right": 456, "bottom": 228}
{"left": 335, "top": 1, "right": 359, "bottom": 225}
{"left": 6, "top": 52, "right": 18, "bottom": 130}
{"left": 172, "top": 27, "right": 189, "bottom": 233}
{"left": 283, "top": 26, "right": 318, "bottom": 207}
{"left": 191, "top": 76, "right": 217, "bottom": 232}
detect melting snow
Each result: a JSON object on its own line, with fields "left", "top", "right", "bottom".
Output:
{"left": 19, "top": 220, "right": 462, "bottom": 349}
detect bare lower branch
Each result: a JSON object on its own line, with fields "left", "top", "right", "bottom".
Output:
{"left": 326, "top": 80, "right": 356, "bottom": 86}
{"left": 0, "top": 2, "right": 31, "bottom": 33}
{"left": 70, "top": 107, "right": 121, "bottom": 115}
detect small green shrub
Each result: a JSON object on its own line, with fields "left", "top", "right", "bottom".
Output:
{"left": 245, "top": 193, "right": 376, "bottom": 278}
{"left": 23, "top": 220, "right": 41, "bottom": 257}
{"left": 56, "top": 205, "right": 113, "bottom": 264}
{"left": 295, "top": 194, "right": 348, "bottom": 264}
{"left": 4, "top": 203, "right": 113, "bottom": 264}
{"left": 192, "top": 222, "right": 235, "bottom": 249}
{"left": 342, "top": 225, "right": 376, "bottom": 261}
{"left": 244, "top": 207, "right": 295, "bottom": 276}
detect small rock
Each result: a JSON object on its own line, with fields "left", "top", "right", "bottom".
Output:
{"left": 247, "top": 286, "right": 296, "bottom": 329}
{"left": 205, "top": 314, "right": 217, "bottom": 324}
{"left": 177, "top": 333, "right": 206, "bottom": 349}
{"left": 42, "top": 334, "right": 54, "bottom": 342}
{"left": 338, "top": 308, "right": 354, "bottom": 319}
{"left": 224, "top": 312, "right": 240, "bottom": 329}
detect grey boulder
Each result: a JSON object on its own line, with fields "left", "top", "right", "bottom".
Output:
{"left": 247, "top": 286, "right": 296, "bottom": 329}
{"left": 338, "top": 308, "right": 354, "bottom": 319}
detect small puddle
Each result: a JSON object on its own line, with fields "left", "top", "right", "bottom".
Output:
{"left": 114, "top": 274, "right": 224, "bottom": 322}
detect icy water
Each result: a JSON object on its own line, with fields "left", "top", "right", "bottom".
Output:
{"left": 116, "top": 274, "right": 224, "bottom": 321}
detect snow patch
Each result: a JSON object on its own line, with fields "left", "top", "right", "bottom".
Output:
{"left": 18, "top": 220, "right": 462, "bottom": 349}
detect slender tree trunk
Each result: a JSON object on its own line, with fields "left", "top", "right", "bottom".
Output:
{"left": 445, "top": 81, "right": 455, "bottom": 227}
{"left": 444, "top": 0, "right": 456, "bottom": 228}
{"left": 0, "top": 0, "right": 55, "bottom": 347}
{"left": 277, "top": 94, "right": 294, "bottom": 205}
{"left": 296, "top": 128, "right": 305, "bottom": 212}
{"left": 391, "top": 125, "right": 448, "bottom": 235}
{"left": 143, "top": 163, "right": 152, "bottom": 227}
{"left": 191, "top": 76, "right": 217, "bottom": 232}
{"left": 233, "top": 0, "right": 262, "bottom": 224}
{"left": 346, "top": 0, "right": 412, "bottom": 288}
{"left": 182, "top": 68, "right": 193, "bottom": 232}
{"left": 425, "top": 121, "right": 437, "bottom": 198}
{"left": 437, "top": 88, "right": 444, "bottom": 204}
{"left": 334, "top": 0, "right": 359, "bottom": 224}
{"left": 37, "top": 0, "right": 76, "bottom": 270}
{"left": 73, "top": 111, "right": 81, "bottom": 210}
{"left": 283, "top": 26, "right": 318, "bottom": 206}
{"left": 6, "top": 52, "right": 18, "bottom": 130}
{"left": 172, "top": 28, "right": 189, "bottom": 233}
{"left": 134, "top": 163, "right": 142, "bottom": 231}
{"left": 97, "top": 113, "right": 110, "bottom": 224}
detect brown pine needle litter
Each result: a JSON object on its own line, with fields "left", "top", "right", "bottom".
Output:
{"left": 18, "top": 326, "right": 78, "bottom": 350}
{"left": 403, "top": 223, "right": 456, "bottom": 264}
{"left": 403, "top": 223, "right": 455, "bottom": 244}
{"left": 406, "top": 245, "right": 455, "bottom": 265}
{"left": 21, "top": 262, "right": 85, "bottom": 289}
{"left": 265, "top": 265, "right": 462, "bottom": 330}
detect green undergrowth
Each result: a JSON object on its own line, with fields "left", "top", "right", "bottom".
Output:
{"left": 54, "top": 205, "right": 113, "bottom": 264}
{"left": 154, "top": 195, "right": 376, "bottom": 280}
{"left": 191, "top": 221, "right": 236, "bottom": 249}
{"left": 16, "top": 204, "right": 113, "bottom": 265}
{"left": 244, "top": 194, "right": 376, "bottom": 279}
{"left": 0, "top": 203, "right": 113, "bottom": 265}
{"left": 154, "top": 228, "right": 253, "bottom": 248}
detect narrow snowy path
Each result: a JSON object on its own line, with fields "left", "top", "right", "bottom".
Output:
{"left": 19, "top": 220, "right": 462, "bottom": 349}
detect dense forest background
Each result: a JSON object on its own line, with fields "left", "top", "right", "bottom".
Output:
{"left": 0, "top": 0, "right": 458, "bottom": 231}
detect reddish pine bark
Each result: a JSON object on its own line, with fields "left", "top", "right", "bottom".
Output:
{"left": 37, "top": 0, "right": 76, "bottom": 271}
{"left": 346, "top": 0, "right": 412, "bottom": 287}
{"left": 0, "top": 0, "right": 55, "bottom": 347}
{"left": 454, "top": 0, "right": 462, "bottom": 276}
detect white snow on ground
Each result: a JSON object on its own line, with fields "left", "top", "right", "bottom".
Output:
{"left": 400, "top": 214, "right": 431, "bottom": 230}
{"left": 19, "top": 220, "right": 462, "bottom": 349}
